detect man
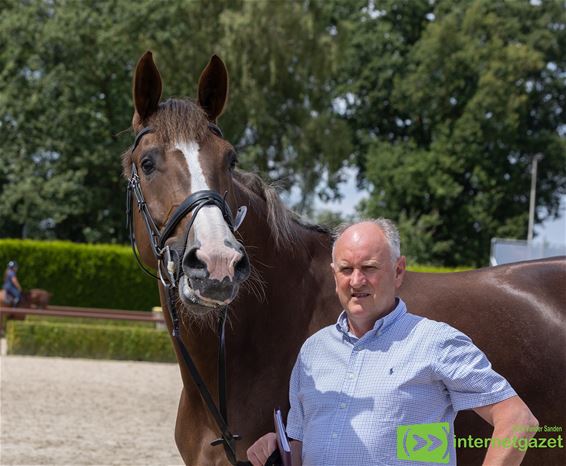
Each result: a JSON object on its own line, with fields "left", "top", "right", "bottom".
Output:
{"left": 247, "top": 219, "right": 538, "bottom": 466}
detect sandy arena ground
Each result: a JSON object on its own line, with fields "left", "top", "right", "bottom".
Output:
{"left": 0, "top": 350, "right": 184, "bottom": 465}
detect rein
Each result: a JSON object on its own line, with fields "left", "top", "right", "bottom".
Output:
{"left": 126, "top": 125, "right": 252, "bottom": 466}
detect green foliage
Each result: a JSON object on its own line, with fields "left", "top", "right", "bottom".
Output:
{"left": 0, "top": 239, "right": 160, "bottom": 310}
{"left": 313, "top": 209, "right": 358, "bottom": 230}
{"left": 7, "top": 320, "right": 175, "bottom": 362}
{"left": 1, "top": 0, "right": 564, "bottom": 267}
{"left": 218, "top": 0, "right": 352, "bottom": 212}
{"left": 334, "top": 0, "right": 566, "bottom": 265}
{"left": 0, "top": 0, "right": 350, "bottom": 241}
{"left": 27, "top": 315, "right": 154, "bottom": 327}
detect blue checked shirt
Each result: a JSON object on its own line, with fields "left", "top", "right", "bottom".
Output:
{"left": 286, "top": 299, "right": 517, "bottom": 466}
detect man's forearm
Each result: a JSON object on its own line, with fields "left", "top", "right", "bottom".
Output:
{"left": 473, "top": 396, "right": 538, "bottom": 466}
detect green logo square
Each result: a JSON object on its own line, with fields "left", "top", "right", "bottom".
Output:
{"left": 397, "top": 422, "right": 450, "bottom": 463}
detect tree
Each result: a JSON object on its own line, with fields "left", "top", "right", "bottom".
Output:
{"left": 0, "top": 0, "right": 351, "bottom": 242}
{"left": 333, "top": 0, "right": 566, "bottom": 265}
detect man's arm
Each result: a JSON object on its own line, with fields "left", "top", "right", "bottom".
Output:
{"left": 246, "top": 434, "right": 302, "bottom": 466}
{"left": 473, "top": 395, "right": 538, "bottom": 466}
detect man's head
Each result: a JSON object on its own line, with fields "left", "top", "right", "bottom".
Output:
{"left": 331, "top": 219, "right": 406, "bottom": 336}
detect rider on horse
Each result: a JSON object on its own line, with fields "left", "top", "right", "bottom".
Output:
{"left": 3, "top": 261, "right": 22, "bottom": 307}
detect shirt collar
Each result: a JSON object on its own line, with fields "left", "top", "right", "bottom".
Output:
{"left": 335, "top": 298, "right": 407, "bottom": 339}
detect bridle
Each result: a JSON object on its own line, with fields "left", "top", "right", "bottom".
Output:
{"left": 126, "top": 124, "right": 253, "bottom": 466}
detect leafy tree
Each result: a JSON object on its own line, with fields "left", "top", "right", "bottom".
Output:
{"left": 216, "top": 0, "right": 351, "bottom": 212}
{"left": 0, "top": 0, "right": 139, "bottom": 241}
{"left": 0, "top": 0, "right": 350, "bottom": 242}
{"left": 313, "top": 208, "right": 358, "bottom": 230}
{"left": 334, "top": 0, "right": 566, "bottom": 265}
{"left": 2, "top": 0, "right": 564, "bottom": 270}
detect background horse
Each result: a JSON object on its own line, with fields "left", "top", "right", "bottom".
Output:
{"left": 0, "top": 288, "right": 52, "bottom": 325}
{"left": 125, "top": 51, "right": 566, "bottom": 466}
{"left": 0, "top": 288, "right": 52, "bottom": 309}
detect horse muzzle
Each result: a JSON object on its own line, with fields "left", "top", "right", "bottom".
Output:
{"left": 179, "top": 242, "right": 250, "bottom": 311}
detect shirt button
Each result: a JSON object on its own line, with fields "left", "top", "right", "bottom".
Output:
{"left": 340, "top": 402, "right": 347, "bottom": 409}
{"left": 331, "top": 433, "right": 338, "bottom": 439}
{"left": 347, "top": 372, "right": 354, "bottom": 379}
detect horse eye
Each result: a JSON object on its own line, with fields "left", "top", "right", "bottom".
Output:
{"left": 140, "top": 158, "right": 155, "bottom": 175}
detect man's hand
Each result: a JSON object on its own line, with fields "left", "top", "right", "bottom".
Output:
{"left": 247, "top": 432, "right": 277, "bottom": 466}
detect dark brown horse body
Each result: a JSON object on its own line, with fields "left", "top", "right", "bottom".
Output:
{"left": 126, "top": 52, "right": 566, "bottom": 465}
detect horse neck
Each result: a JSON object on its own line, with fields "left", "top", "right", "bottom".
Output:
{"left": 232, "top": 183, "right": 339, "bottom": 333}
{"left": 166, "top": 183, "right": 340, "bottom": 448}
{"left": 234, "top": 181, "right": 331, "bottom": 279}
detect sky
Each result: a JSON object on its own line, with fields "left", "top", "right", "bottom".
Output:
{"left": 313, "top": 167, "right": 566, "bottom": 246}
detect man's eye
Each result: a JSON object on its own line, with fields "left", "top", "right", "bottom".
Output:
{"left": 341, "top": 268, "right": 353, "bottom": 274}
{"left": 141, "top": 158, "right": 155, "bottom": 174}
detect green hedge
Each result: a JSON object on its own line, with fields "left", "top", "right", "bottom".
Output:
{"left": 7, "top": 320, "right": 176, "bottom": 362}
{"left": 0, "top": 239, "right": 159, "bottom": 310}
{"left": 0, "top": 238, "right": 471, "bottom": 311}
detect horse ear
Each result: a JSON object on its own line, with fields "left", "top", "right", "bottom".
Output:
{"left": 132, "top": 51, "right": 162, "bottom": 127}
{"left": 198, "top": 55, "right": 229, "bottom": 123}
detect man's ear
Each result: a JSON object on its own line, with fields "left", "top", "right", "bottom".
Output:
{"left": 395, "top": 256, "right": 407, "bottom": 286}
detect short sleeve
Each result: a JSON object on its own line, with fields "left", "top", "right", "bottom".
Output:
{"left": 433, "top": 326, "right": 517, "bottom": 412}
{"left": 285, "top": 353, "right": 304, "bottom": 441}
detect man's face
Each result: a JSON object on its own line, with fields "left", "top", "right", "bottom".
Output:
{"left": 331, "top": 223, "right": 406, "bottom": 334}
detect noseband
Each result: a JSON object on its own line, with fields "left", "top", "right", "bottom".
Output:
{"left": 126, "top": 125, "right": 253, "bottom": 466}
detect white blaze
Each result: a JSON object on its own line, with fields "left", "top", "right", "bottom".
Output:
{"left": 176, "top": 141, "right": 239, "bottom": 281}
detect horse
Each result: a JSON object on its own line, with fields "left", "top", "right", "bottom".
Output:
{"left": 0, "top": 288, "right": 52, "bottom": 309}
{"left": 124, "top": 51, "right": 566, "bottom": 466}
{"left": 0, "top": 288, "right": 52, "bottom": 326}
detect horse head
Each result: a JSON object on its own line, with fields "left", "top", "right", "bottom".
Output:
{"left": 125, "top": 51, "right": 250, "bottom": 316}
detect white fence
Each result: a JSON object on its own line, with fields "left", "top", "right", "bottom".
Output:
{"left": 490, "top": 238, "right": 566, "bottom": 266}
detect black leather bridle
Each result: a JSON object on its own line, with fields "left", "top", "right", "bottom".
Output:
{"left": 125, "top": 124, "right": 255, "bottom": 466}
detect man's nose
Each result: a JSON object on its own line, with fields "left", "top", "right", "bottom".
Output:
{"left": 350, "top": 268, "right": 366, "bottom": 287}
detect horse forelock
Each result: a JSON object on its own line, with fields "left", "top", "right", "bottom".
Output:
{"left": 121, "top": 99, "right": 209, "bottom": 177}
{"left": 151, "top": 99, "right": 209, "bottom": 145}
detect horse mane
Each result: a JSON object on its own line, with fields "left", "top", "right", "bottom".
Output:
{"left": 233, "top": 170, "right": 331, "bottom": 250}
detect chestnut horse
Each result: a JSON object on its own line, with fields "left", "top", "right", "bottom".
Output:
{"left": 124, "top": 51, "right": 566, "bottom": 466}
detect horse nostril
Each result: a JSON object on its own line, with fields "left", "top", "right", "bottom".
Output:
{"left": 234, "top": 253, "right": 250, "bottom": 280}
{"left": 184, "top": 247, "right": 207, "bottom": 271}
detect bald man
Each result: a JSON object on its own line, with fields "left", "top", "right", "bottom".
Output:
{"left": 247, "top": 219, "right": 537, "bottom": 466}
